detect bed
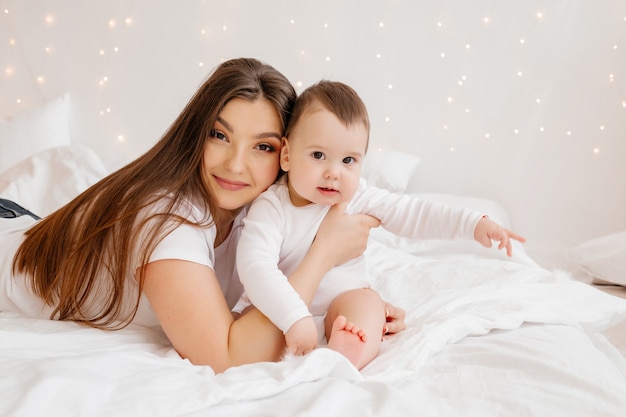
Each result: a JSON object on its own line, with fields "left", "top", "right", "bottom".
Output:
{"left": 1, "top": 100, "right": 626, "bottom": 417}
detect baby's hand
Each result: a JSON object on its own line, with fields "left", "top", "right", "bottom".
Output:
{"left": 285, "top": 316, "right": 318, "bottom": 356}
{"left": 474, "top": 216, "right": 526, "bottom": 257}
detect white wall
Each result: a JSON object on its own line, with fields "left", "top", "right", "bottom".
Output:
{"left": 1, "top": 0, "right": 625, "bottom": 270}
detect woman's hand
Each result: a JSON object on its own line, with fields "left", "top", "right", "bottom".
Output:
{"left": 382, "top": 301, "right": 406, "bottom": 339}
{"left": 314, "top": 202, "right": 381, "bottom": 267}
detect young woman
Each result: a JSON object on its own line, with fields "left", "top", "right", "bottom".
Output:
{"left": 0, "top": 58, "right": 405, "bottom": 373}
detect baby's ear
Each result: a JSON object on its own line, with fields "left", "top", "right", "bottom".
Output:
{"left": 280, "top": 137, "right": 290, "bottom": 171}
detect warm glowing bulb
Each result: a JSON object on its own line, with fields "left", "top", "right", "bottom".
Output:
{"left": 198, "top": 62, "right": 204, "bottom": 67}
{"left": 109, "top": 19, "right": 116, "bottom": 28}
{"left": 45, "top": 15, "right": 54, "bottom": 25}
{"left": 99, "top": 49, "right": 105, "bottom": 56}
{"left": 385, "top": 116, "right": 390, "bottom": 122}
{"left": 4, "top": 9, "right": 8, "bottom": 14}
{"left": 483, "top": 17, "right": 490, "bottom": 23}
{"left": 113, "top": 47, "right": 119, "bottom": 52}
{"left": 465, "top": 44, "right": 471, "bottom": 49}
{"left": 125, "top": 17, "right": 133, "bottom": 26}
{"left": 117, "top": 135, "right": 125, "bottom": 142}
{"left": 600, "top": 125, "right": 605, "bottom": 130}
{"left": 440, "top": 52, "right": 446, "bottom": 58}
{"left": 290, "top": 19, "right": 295, "bottom": 24}
{"left": 443, "top": 125, "right": 448, "bottom": 130}
{"left": 325, "top": 56, "right": 331, "bottom": 62}
{"left": 517, "top": 71, "right": 523, "bottom": 76}
{"left": 37, "top": 76, "right": 44, "bottom": 83}
{"left": 323, "top": 23, "right": 328, "bottom": 29}
{"left": 520, "top": 38, "right": 525, "bottom": 44}
{"left": 539, "top": 127, "right": 545, "bottom": 132}
{"left": 9, "top": 39, "right": 16, "bottom": 46}
{"left": 387, "top": 84, "right": 393, "bottom": 89}
{"left": 16, "top": 98, "right": 21, "bottom": 104}
{"left": 5, "top": 67, "right": 14, "bottom": 76}
{"left": 437, "top": 22, "right": 443, "bottom": 28}
{"left": 379, "top": 22, "right": 384, "bottom": 28}
{"left": 566, "top": 131, "right": 572, "bottom": 136}
{"left": 450, "top": 147, "right": 455, "bottom": 152}
{"left": 622, "top": 100, "right": 626, "bottom": 108}
{"left": 536, "top": 98, "right": 541, "bottom": 103}
{"left": 485, "top": 133, "right": 490, "bottom": 138}
{"left": 514, "top": 129, "right": 520, "bottom": 134}
{"left": 593, "top": 148, "right": 600, "bottom": 154}
{"left": 296, "top": 81, "right": 303, "bottom": 88}
{"left": 222, "top": 25, "right": 228, "bottom": 31}
{"left": 447, "top": 97, "right": 453, "bottom": 103}
{"left": 536, "top": 12, "right": 544, "bottom": 19}
{"left": 376, "top": 53, "right": 381, "bottom": 59}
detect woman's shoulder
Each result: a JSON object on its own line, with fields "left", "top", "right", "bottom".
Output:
{"left": 143, "top": 193, "right": 213, "bottom": 224}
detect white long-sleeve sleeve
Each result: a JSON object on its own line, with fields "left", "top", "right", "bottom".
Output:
{"left": 236, "top": 184, "right": 326, "bottom": 333}
{"left": 348, "top": 183, "right": 483, "bottom": 241}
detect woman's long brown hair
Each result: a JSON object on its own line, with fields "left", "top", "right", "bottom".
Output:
{"left": 12, "top": 58, "right": 296, "bottom": 329}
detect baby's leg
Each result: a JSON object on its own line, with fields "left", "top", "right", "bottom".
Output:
{"left": 325, "top": 288, "right": 386, "bottom": 370}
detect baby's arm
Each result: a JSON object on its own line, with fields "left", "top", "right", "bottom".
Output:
{"left": 473, "top": 215, "right": 526, "bottom": 256}
{"left": 236, "top": 197, "right": 312, "bottom": 334}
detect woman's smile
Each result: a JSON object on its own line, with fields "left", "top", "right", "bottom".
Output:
{"left": 213, "top": 175, "right": 249, "bottom": 191}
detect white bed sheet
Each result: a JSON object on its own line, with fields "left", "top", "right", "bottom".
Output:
{"left": 2, "top": 146, "right": 626, "bottom": 417}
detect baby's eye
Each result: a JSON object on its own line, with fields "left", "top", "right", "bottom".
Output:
{"left": 343, "top": 156, "right": 356, "bottom": 165}
{"left": 256, "top": 143, "right": 276, "bottom": 153}
{"left": 210, "top": 129, "right": 227, "bottom": 141}
{"left": 312, "top": 151, "right": 325, "bottom": 160}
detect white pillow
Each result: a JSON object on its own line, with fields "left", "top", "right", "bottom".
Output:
{"left": 0, "top": 94, "right": 72, "bottom": 173}
{"left": 0, "top": 145, "right": 108, "bottom": 217}
{"left": 568, "top": 231, "right": 626, "bottom": 286}
{"left": 362, "top": 150, "right": 420, "bottom": 193}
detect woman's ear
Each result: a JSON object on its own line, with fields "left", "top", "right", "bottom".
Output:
{"left": 280, "top": 137, "right": 290, "bottom": 172}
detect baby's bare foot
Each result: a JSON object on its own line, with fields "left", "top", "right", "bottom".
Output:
{"left": 326, "top": 315, "right": 367, "bottom": 368}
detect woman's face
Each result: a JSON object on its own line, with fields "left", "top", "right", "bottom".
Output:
{"left": 202, "top": 98, "right": 283, "bottom": 211}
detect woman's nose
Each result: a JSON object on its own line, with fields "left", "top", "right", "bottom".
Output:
{"left": 224, "top": 148, "right": 245, "bottom": 173}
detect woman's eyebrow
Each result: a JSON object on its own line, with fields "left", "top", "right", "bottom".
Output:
{"left": 216, "top": 116, "right": 281, "bottom": 140}
{"left": 216, "top": 116, "right": 233, "bottom": 133}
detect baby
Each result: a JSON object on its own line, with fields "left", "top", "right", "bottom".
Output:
{"left": 235, "top": 80, "right": 524, "bottom": 369}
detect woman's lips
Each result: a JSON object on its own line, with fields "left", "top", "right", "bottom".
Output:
{"left": 214, "top": 175, "right": 248, "bottom": 191}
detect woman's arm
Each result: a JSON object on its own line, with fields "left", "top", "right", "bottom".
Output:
{"left": 142, "top": 203, "right": 382, "bottom": 373}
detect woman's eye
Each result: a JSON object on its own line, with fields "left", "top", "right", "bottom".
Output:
{"left": 256, "top": 143, "right": 276, "bottom": 152}
{"left": 343, "top": 156, "right": 355, "bottom": 165}
{"left": 210, "top": 129, "right": 227, "bottom": 141}
{"left": 312, "top": 151, "right": 324, "bottom": 160}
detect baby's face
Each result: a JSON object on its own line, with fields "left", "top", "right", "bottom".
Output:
{"left": 281, "top": 106, "right": 368, "bottom": 207}
{"left": 281, "top": 107, "right": 368, "bottom": 206}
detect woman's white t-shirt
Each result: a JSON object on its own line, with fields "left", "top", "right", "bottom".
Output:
{"left": 0, "top": 197, "right": 245, "bottom": 329}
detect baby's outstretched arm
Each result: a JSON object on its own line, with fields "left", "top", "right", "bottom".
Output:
{"left": 474, "top": 216, "right": 526, "bottom": 257}
{"left": 284, "top": 316, "right": 318, "bottom": 356}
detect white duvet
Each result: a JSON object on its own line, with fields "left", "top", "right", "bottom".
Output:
{"left": 1, "top": 146, "right": 626, "bottom": 417}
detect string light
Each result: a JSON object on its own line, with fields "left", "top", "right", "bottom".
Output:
{"left": 0, "top": 2, "right": 622, "bottom": 203}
